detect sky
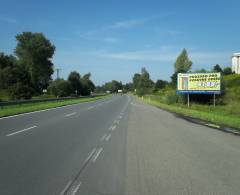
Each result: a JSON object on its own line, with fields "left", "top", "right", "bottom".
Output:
{"left": 1, "top": 0, "right": 240, "bottom": 85}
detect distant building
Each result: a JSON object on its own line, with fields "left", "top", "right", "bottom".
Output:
{"left": 232, "top": 53, "right": 240, "bottom": 74}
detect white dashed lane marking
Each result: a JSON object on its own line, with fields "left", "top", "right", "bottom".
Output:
{"left": 6, "top": 125, "right": 37, "bottom": 137}
{"left": 65, "top": 112, "right": 76, "bottom": 117}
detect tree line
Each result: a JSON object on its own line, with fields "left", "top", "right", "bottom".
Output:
{"left": 95, "top": 48, "right": 233, "bottom": 98}
{"left": 0, "top": 32, "right": 95, "bottom": 100}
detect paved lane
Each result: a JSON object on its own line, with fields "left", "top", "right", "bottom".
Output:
{"left": 0, "top": 95, "right": 130, "bottom": 195}
{"left": 1, "top": 95, "right": 240, "bottom": 195}
{"left": 126, "top": 98, "right": 240, "bottom": 195}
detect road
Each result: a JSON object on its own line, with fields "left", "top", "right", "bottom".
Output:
{"left": 0, "top": 95, "right": 240, "bottom": 195}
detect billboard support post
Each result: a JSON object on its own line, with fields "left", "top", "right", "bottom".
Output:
{"left": 187, "top": 94, "right": 190, "bottom": 107}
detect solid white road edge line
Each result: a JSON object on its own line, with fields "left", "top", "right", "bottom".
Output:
{"left": 6, "top": 125, "right": 37, "bottom": 137}
{"left": 92, "top": 148, "right": 103, "bottom": 162}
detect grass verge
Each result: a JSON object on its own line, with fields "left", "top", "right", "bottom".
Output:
{"left": 141, "top": 96, "right": 240, "bottom": 130}
{"left": 0, "top": 95, "right": 108, "bottom": 118}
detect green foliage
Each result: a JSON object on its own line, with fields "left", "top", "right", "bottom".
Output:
{"left": 174, "top": 48, "right": 192, "bottom": 73}
{"left": 223, "top": 67, "right": 232, "bottom": 75}
{"left": 123, "top": 82, "right": 134, "bottom": 92}
{"left": 68, "top": 71, "right": 82, "bottom": 95}
{"left": 9, "top": 83, "right": 33, "bottom": 99}
{"left": 193, "top": 68, "right": 209, "bottom": 73}
{"left": 133, "top": 67, "right": 154, "bottom": 96}
{"left": 15, "top": 32, "right": 55, "bottom": 92}
{"left": 171, "top": 49, "right": 192, "bottom": 87}
{"left": 0, "top": 53, "right": 33, "bottom": 99}
{"left": 81, "top": 73, "right": 95, "bottom": 95}
{"left": 99, "top": 80, "right": 122, "bottom": 93}
{"left": 47, "top": 79, "right": 71, "bottom": 97}
{"left": 155, "top": 80, "right": 168, "bottom": 90}
{"left": 223, "top": 74, "right": 240, "bottom": 88}
{"left": 0, "top": 96, "right": 107, "bottom": 118}
{"left": 143, "top": 96, "right": 240, "bottom": 129}
{"left": 212, "top": 64, "right": 223, "bottom": 73}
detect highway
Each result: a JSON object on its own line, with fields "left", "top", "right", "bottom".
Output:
{"left": 1, "top": 95, "right": 240, "bottom": 195}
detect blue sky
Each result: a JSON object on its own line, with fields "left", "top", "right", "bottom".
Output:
{"left": 1, "top": 0, "right": 240, "bottom": 85}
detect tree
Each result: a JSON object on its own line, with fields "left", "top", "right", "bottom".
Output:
{"left": 132, "top": 67, "right": 154, "bottom": 96}
{"left": 132, "top": 73, "right": 141, "bottom": 89}
{"left": 0, "top": 52, "right": 33, "bottom": 99}
{"left": 15, "top": 32, "right": 55, "bottom": 93}
{"left": 171, "top": 49, "right": 192, "bottom": 87}
{"left": 123, "top": 82, "right": 133, "bottom": 92}
{"left": 47, "top": 79, "right": 71, "bottom": 97}
{"left": 213, "top": 64, "right": 223, "bottom": 73}
{"left": 68, "top": 71, "right": 82, "bottom": 95}
{"left": 174, "top": 48, "right": 192, "bottom": 73}
{"left": 81, "top": 73, "right": 95, "bottom": 96}
{"left": 101, "top": 80, "right": 122, "bottom": 93}
{"left": 223, "top": 67, "right": 232, "bottom": 75}
{"left": 155, "top": 80, "right": 168, "bottom": 90}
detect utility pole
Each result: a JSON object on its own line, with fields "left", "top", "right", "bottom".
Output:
{"left": 55, "top": 68, "right": 61, "bottom": 79}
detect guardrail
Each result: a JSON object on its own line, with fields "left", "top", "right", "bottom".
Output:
{"left": 0, "top": 94, "right": 106, "bottom": 108}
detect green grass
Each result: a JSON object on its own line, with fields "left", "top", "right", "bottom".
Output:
{"left": 0, "top": 95, "right": 108, "bottom": 117}
{"left": 141, "top": 96, "right": 240, "bottom": 130}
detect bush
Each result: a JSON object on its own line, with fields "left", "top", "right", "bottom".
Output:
{"left": 9, "top": 83, "right": 33, "bottom": 99}
{"left": 223, "top": 74, "right": 240, "bottom": 88}
{"left": 164, "top": 90, "right": 179, "bottom": 104}
{"left": 47, "top": 79, "right": 71, "bottom": 97}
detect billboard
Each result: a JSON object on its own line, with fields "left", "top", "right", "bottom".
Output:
{"left": 177, "top": 73, "right": 221, "bottom": 94}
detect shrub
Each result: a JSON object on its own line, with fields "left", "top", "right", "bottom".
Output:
{"left": 47, "top": 79, "right": 71, "bottom": 97}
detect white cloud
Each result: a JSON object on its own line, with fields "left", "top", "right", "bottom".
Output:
{"left": 77, "top": 31, "right": 119, "bottom": 43}
{"left": 0, "top": 16, "right": 17, "bottom": 24}
{"left": 92, "top": 49, "right": 231, "bottom": 66}
{"left": 107, "top": 13, "right": 173, "bottom": 29}
{"left": 93, "top": 49, "right": 178, "bottom": 62}
{"left": 107, "top": 19, "right": 145, "bottom": 29}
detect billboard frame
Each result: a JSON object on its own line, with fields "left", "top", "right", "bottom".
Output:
{"left": 176, "top": 72, "right": 222, "bottom": 107}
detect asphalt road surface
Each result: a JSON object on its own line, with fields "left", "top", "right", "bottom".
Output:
{"left": 1, "top": 95, "right": 240, "bottom": 195}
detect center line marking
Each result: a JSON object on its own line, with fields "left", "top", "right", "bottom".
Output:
{"left": 6, "top": 125, "right": 37, "bottom": 137}
{"left": 65, "top": 112, "right": 76, "bottom": 117}
{"left": 60, "top": 180, "right": 72, "bottom": 195}
{"left": 101, "top": 134, "right": 107, "bottom": 141}
{"left": 92, "top": 148, "right": 103, "bottom": 162}
{"left": 111, "top": 125, "right": 116, "bottom": 131}
{"left": 85, "top": 148, "right": 96, "bottom": 163}
{"left": 72, "top": 182, "right": 82, "bottom": 195}
{"left": 105, "top": 134, "right": 111, "bottom": 141}
{"left": 114, "top": 120, "right": 120, "bottom": 124}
